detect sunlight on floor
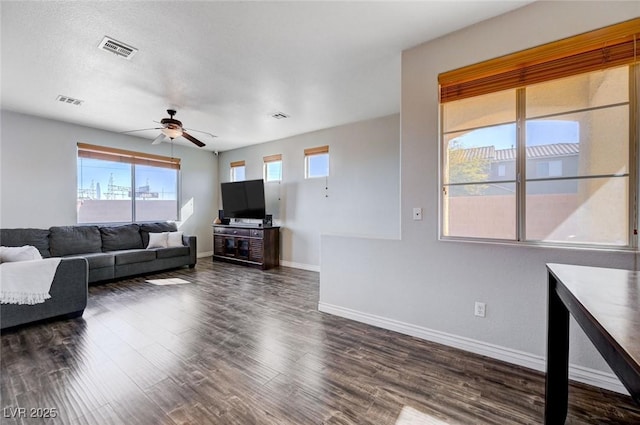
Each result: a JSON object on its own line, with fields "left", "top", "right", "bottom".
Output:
{"left": 395, "top": 406, "right": 451, "bottom": 425}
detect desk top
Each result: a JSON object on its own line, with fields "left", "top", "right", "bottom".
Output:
{"left": 547, "top": 263, "right": 640, "bottom": 376}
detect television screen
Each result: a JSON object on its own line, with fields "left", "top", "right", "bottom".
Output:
{"left": 221, "top": 179, "right": 266, "bottom": 219}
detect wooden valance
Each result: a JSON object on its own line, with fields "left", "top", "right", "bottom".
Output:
{"left": 304, "top": 145, "right": 329, "bottom": 156}
{"left": 263, "top": 154, "right": 282, "bottom": 163}
{"left": 439, "top": 18, "right": 640, "bottom": 103}
{"left": 77, "top": 143, "right": 180, "bottom": 170}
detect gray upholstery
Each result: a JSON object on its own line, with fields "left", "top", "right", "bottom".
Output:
{"left": 66, "top": 252, "right": 115, "bottom": 269}
{"left": 1, "top": 257, "right": 88, "bottom": 330}
{"left": 0, "top": 228, "right": 51, "bottom": 257}
{"left": 114, "top": 249, "right": 156, "bottom": 265}
{"left": 156, "top": 246, "right": 190, "bottom": 259}
{"left": 1, "top": 222, "right": 196, "bottom": 285}
{"left": 87, "top": 266, "right": 115, "bottom": 283}
{"left": 100, "top": 224, "right": 143, "bottom": 251}
{"left": 50, "top": 226, "right": 102, "bottom": 256}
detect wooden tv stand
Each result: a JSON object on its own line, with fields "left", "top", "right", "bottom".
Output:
{"left": 212, "top": 225, "right": 280, "bottom": 270}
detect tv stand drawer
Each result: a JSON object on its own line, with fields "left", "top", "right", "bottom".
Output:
{"left": 214, "top": 227, "right": 251, "bottom": 237}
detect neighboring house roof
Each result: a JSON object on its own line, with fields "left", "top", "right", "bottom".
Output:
{"left": 457, "top": 143, "right": 579, "bottom": 161}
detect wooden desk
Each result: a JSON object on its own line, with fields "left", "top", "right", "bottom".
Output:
{"left": 545, "top": 263, "right": 640, "bottom": 424}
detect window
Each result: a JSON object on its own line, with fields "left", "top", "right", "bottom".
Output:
{"left": 230, "top": 160, "right": 246, "bottom": 182}
{"left": 304, "top": 145, "right": 329, "bottom": 178}
{"left": 440, "top": 19, "right": 639, "bottom": 247}
{"left": 264, "top": 154, "right": 282, "bottom": 182}
{"left": 497, "top": 164, "right": 507, "bottom": 178}
{"left": 77, "top": 143, "right": 179, "bottom": 223}
{"left": 535, "top": 160, "right": 563, "bottom": 178}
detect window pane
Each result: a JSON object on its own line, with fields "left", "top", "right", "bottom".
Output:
{"left": 77, "top": 158, "right": 132, "bottom": 223}
{"left": 443, "top": 183, "right": 516, "bottom": 240}
{"left": 443, "top": 89, "right": 516, "bottom": 133}
{"left": 265, "top": 161, "right": 282, "bottom": 182}
{"left": 526, "top": 177, "right": 628, "bottom": 245}
{"left": 525, "top": 106, "right": 628, "bottom": 179}
{"left": 231, "top": 166, "right": 246, "bottom": 182}
{"left": 306, "top": 153, "right": 329, "bottom": 178}
{"left": 445, "top": 123, "right": 516, "bottom": 184}
{"left": 526, "top": 66, "right": 629, "bottom": 119}
{"left": 134, "top": 164, "right": 178, "bottom": 221}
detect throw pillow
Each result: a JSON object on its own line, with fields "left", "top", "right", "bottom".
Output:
{"left": 147, "top": 232, "right": 168, "bottom": 249}
{"left": 167, "top": 231, "right": 184, "bottom": 248}
{"left": 0, "top": 245, "right": 43, "bottom": 262}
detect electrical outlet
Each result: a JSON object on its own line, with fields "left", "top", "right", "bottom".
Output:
{"left": 474, "top": 302, "right": 486, "bottom": 318}
{"left": 413, "top": 207, "right": 422, "bottom": 220}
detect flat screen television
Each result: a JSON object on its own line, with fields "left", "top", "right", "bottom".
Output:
{"left": 221, "top": 179, "right": 266, "bottom": 219}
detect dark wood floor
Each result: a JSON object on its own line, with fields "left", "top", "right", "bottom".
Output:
{"left": 2, "top": 257, "right": 640, "bottom": 424}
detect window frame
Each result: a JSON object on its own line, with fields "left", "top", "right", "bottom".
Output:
{"left": 304, "top": 145, "right": 330, "bottom": 179}
{"left": 230, "top": 160, "right": 246, "bottom": 182}
{"left": 76, "top": 143, "right": 181, "bottom": 224}
{"left": 438, "top": 19, "right": 640, "bottom": 250}
{"left": 263, "top": 154, "right": 283, "bottom": 182}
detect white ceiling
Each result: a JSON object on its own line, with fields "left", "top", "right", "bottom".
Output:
{"left": 1, "top": 1, "right": 530, "bottom": 152}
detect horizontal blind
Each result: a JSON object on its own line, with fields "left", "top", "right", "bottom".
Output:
{"left": 230, "top": 160, "right": 245, "bottom": 168}
{"left": 439, "top": 18, "right": 640, "bottom": 103}
{"left": 304, "top": 145, "right": 329, "bottom": 156}
{"left": 77, "top": 143, "right": 180, "bottom": 170}
{"left": 263, "top": 154, "right": 282, "bottom": 163}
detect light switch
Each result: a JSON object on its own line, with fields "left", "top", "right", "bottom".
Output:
{"left": 413, "top": 207, "right": 422, "bottom": 220}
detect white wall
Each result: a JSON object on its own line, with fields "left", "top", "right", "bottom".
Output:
{"left": 0, "top": 110, "right": 218, "bottom": 254}
{"left": 320, "top": 1, "right": 640, "bottom": 394}
{"left": 219, "top": 114, "right": 400, "bottom": 270}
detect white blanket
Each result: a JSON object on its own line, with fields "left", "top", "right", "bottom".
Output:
{"left": 0, "top": 258, "right": 61, "bottom": 305}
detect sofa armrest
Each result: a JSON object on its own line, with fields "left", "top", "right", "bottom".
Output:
{"left": 1, "top": 257, "right": 88, "bottom": 330}
{"left": 49, "top": 257, "right": 89, "bottom": 310}
{"left": 182, "top": 235, "right": 197, "bottom": 267}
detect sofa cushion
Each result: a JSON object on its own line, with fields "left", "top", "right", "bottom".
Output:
{"left": 49, "top": 226, "right": 102, "bottom": 257}
{"left": 65, "top": 252, "right": 114, "bottom": 269}
{"left": 155, "top": 246, "right": 190, "bottom": 259}
{"left": 100, "top": 224, "right": 143, "bottom": 251}
{"left": 113, "top": 249, "right": 156, "bottom": 265}
{"left": 0, "top": 228, "right": 51, "bottom": 257}
{"left": 140, "top": 222, "right": 177, "bottom": 247}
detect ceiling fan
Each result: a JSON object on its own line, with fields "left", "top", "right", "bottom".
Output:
{"left": 122, "top": 109, "right": 215, "bottom": 148}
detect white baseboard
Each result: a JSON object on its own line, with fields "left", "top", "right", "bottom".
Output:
{"left": 317, "top": 302, "right": 628, "bottom": 395}
{"left": 197, "top": 251, "right": 213, "bottom": 258}
{"left": 280, "top": 260, "right": 320, "bottom": 272}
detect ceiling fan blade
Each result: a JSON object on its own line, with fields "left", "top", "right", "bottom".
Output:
{"left": 184, "top": 128, "right": 217, "bottom": 138}
{"left": 151, "top": 134, "right": 167, "bottom": 145}
{"left": 120, "top": 127, "right": 162, "bottom": 134}
{"left": 182, "top": 132, "right": 206, "bottom": 147}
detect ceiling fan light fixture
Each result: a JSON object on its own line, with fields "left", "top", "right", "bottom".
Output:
{"left": 161, "top": 127, "right": 183, "bottom": 139}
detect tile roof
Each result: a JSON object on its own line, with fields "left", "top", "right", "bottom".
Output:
{"left": 457, "top": 143, "right": 579, "bottom": 161}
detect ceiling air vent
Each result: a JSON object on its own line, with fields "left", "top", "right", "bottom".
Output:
{"left": 98, "top": 36, "right": 137, "bottom": 60}
{"left": 56, "top": 95, "right": 83, "bottom": 106}
{"left": 271, "top": 112, "right": 290, "bottom": 120}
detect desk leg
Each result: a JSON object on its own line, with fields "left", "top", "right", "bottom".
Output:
{"left": 545, "top": 272, "right": 570, "bottom": 424}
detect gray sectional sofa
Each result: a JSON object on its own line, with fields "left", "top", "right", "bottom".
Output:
{"left": 1, "top": 222, "right": 197, "bottom": 330}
